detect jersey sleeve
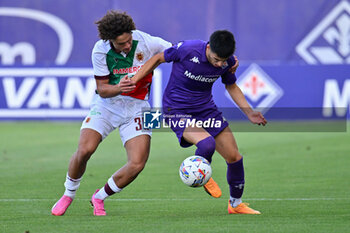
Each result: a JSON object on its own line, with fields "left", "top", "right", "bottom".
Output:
{"left": 136, "top": 30, "right": 172, "bottom": 56}
{"left": 91, "top": 42, "right": 110, "bottom": 76}
{"left": 221, "top": 56, "right": 237, "bottom": 85}
{"left": 163, "top": 41, "right": 184, "bottom": 63}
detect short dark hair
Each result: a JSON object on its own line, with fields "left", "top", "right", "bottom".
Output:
{"left": 95, "top": 10, "right": 136, "bottom": 40}
{"left": 209, "top": 30, "right": 236, "bottom": 59}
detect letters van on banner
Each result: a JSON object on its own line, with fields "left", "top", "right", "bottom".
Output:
{"left": 0, "top": 68, "right": 95, "bottom": 119}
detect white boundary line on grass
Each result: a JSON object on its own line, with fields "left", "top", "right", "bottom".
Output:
{"left": 0, "top": 197, "right": 349, "bottom": 202}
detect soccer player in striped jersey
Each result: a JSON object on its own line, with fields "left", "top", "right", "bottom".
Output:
{"left": 51, "top": 10, "right": 172, "bottom": 216}
{"left": 132, "top": 30, "right": 267, "bottom": 214}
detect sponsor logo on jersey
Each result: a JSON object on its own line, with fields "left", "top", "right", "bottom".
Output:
{"left": 113, "top": 66, "right": 142, "bottom": 75}
{"left": 184, "top": 70, "right": 219, "bottom": 83}
{"left": 296, "top": 1, "right": 350, "bottom": 64}
{"left": 190, "top": 56, "right": 200, "bottom": 64}
{"left": 230, "top": 64, "right": 283, "bottom": 113}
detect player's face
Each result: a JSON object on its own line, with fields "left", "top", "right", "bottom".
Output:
{"left": 111, "top": 32, "right": 133, "bottom": 54}
{"left": 206, "top": 45, "right": 228, "bottom": 68}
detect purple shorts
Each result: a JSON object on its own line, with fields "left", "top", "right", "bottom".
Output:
{"left": 163, "top": 107, "right": 228, "bottom": 147}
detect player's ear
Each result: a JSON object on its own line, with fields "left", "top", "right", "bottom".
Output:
{"left": 206, "top": 44, "right": 212, "bottom": 55}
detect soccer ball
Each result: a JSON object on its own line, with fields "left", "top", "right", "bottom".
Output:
{"left": 179, "top": 155, "right": 212, "bottom": 187}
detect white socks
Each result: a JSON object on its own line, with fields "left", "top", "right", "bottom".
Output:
{"left": 94, "top": 177, "right": 123, "bottom": 200}
{"left": 64, "top": 174, "right": 82, "bottom": 199}
{"left": 107, "top": 177, "right": 123, "bottom": 193}
{"left": 94, "top": 188, "right": 109, "bottom": 200}
{"left": 63, "top": 175, "right": 123, "bottom": 200}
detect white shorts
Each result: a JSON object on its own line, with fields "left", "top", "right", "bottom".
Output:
{"left": 81, "top": 94, "right": 152, "bottom": 145}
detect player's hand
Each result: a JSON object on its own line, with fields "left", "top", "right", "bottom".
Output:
{"left": 118, "top": 75, "right": 136, "bottom": 93}
{"left": 129, "top": 77, "right": 137, "bottom": 86}
{"left": 228, "top": 56, "right": 239, "bottom": 74}
{"left": 247, "top": 111, "right": 267, "bottom": 126}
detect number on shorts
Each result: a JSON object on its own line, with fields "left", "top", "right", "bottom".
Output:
{"left": 134, "top": 117, "right": 142, "bottom": 131}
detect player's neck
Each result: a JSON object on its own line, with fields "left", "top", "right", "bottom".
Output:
{"left": 109, "top": 41, "right": 128, "bottom": 55}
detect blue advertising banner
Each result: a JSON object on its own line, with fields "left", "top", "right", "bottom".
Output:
{"left": 0, "top": 0, "right": 349, "bottom": 120}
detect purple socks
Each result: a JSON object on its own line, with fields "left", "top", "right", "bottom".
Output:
{"left": 227, "top": 157, "right": 245, "bottom": 198}
{"left": 195, "top": 137, "right": 245, "bottom": 199}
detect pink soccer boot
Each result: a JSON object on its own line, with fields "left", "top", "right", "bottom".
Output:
{"left": 90, "top": 189, "right": 106, "bottom": 216}
{"left": 51, "top": 195, "right": 73, "bottom": 216}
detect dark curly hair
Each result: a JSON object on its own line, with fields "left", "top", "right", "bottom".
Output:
{"left": 95, "top": 10, "right": 136, "bottom": 40}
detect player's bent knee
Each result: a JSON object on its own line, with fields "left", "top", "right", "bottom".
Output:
{"left": 195, "top": 136, "right": 216, "bottom": 163}
{"left": 197, "top": 136, "right": 216, "bottom": 155}
{"left": 226, "top": 150, "right": 242, "bottom": 163}
{"left": 128, "top": 161, "right": 146, "bottom": 174}
{"left": 76, "top": 146, "right": 96, "bottom": 161}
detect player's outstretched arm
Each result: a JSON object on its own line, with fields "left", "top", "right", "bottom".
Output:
{"left": 132, "top": 52, "right": 166, "bottom": 84}
{"left": 226, "top": 83, "right": 267, "bottom": 126}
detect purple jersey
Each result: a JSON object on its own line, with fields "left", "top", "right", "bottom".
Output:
{"left": 163, "top": 40, "right": 236, "bottom": 110}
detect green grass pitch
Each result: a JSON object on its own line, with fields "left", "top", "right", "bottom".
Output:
{"left": 0, "top": 122, "right": 349, "bottom": 233}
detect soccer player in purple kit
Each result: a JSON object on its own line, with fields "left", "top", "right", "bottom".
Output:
{"left": 132, "top": 30, "right": 267, "bottom": 214}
